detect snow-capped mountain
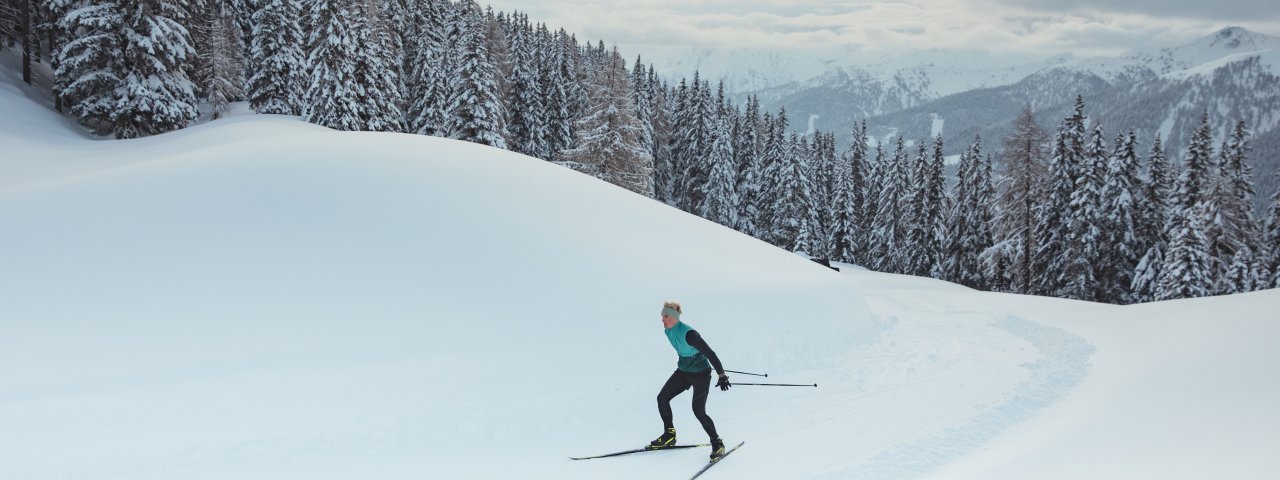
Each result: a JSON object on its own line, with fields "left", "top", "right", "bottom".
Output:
{"left": 863, "top": 28, "right": 1280, "bottom": 207}
{"left": 673, "top": 26, "right": 1279, "bottom": 205}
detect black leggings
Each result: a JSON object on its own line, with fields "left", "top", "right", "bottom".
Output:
{"left": 657, "top": 370, "right": 719, "bottom": 438}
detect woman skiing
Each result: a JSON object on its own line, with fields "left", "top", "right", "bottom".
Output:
{"left": 649, "top": 301, "right": 732, "bottom": 460}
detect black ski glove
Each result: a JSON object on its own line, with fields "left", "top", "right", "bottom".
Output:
{"left": 716, "top": 373, "right": 731, "bottom": 391}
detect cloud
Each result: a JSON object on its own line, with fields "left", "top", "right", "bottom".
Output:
{"left": 484, "top": 0, "right": 1280, "bottom": 62}
{"left": 995, "top": 0, "right": 1280, "bottom": 22}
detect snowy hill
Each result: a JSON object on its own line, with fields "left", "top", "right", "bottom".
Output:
{"left": 3, "top": 62, "right": 1279, "bottom": 480}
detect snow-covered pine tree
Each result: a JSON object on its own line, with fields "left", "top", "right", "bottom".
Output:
{"left": 863, "top": 142, "right": 885, "bottom": 250}
{"left": 905, "top": 135, "right": 947, "bottom": 278}
{"left": 248, "top": 0, "right": 306, "bottom": 115}
{"left": 201, "top": 0, "right": 246, "bottom": 119}
{"left": 733, "top": 95, "right": 762, "bottom": 237}
{"left": 305, "top": 0, "right": 404, "bottom": 132}
{"left": 770, "top": 132, "right": 819, "bottom": 254}
{"left": 1097, "top": 130, "right": 1141, "bottom": 303}
{"left": 811, "top": 131, "right": 836, "bottom": 254}
{"left": 1060, "top": 122, "right": 1107, "bottom": 301}
{"left": 987, "top": 106, "right": 1048, "bottom": 294}
{"left": 664, "top": 78, "right": 690, "bottom": 207}
{"left": 828, "top": 137, "right": 859, "bottom": 264}
{"left": 974, "top": 152, "right": 997, "bottom": 288}
{"left": 109, "top": 0, "right": 199, "bottom": 138}
{"left": 1211, "top": 120, "right": 1259, "bottom": 293}
{"left": 1131, "top": 134, "right": 1172, "bottom": 302}
{"left": 52, "top": 0, "right": 124, "bottom": 135}
{"left": 675, "top": 74, "right": 714, "bottom": 213}
{"left": 1157, "top": 201, "right": 1215, "bottom": 300}
{"left": 846, "top": 120, "right": 870, "bottom": 263}
{"left": 441, "top": 0, "right": 503, "bottom": 146}
{"left": 869, "top": 137, "right": 908, "bottom": 273}
{"left": 540, "top": 28, "right": 576, "bottom": 157}
{"left": 404, "top": 0, "right": 448, "bottom": 135}
{"left": 939, "top": 136, "right": 992, "bottom": 288}
{"left": 1263, "top": 178, "right": 1280, "bottom": 289}
{"left": 1222, "top": 247, "right": 1256, "bottom": 294}
{"left": 899, "top": 140, "right": 927, "bottom": 275}
{"left": 646, "top": 66, "right": 674, "bottom": 202}
{"left": 701, "top": 116, "right": 738, "bottom": 227}
{"left": 630, "top": 55, "right": 653, "bottom": 160}
{"left": 480, "top": 7, "right": 510, "bottom": 145}
{"left": 557, "top": 47, "right": 653, "bottom": 196}
{"left": 504, "top": 12, "right": 545, "bottom": 156}
{"left": 1034, "top": 98, "right": 1086, "bottom": 297}
{"left": 1175, "top": 113, "right": 1215, "bottom": 216}
{"left": 1154, "top": 114, "right": 1219, "bottom": 299}
{"left": 756, "top": 110, "right": 788, "bottom": 245}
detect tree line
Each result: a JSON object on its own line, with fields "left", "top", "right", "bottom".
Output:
{"left": 3, "top": 1, "right": 1277, "bottom": 303}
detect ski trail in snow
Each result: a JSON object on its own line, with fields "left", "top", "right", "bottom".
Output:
{"left": 812, "top": 295, "right": 1096, "bottom": 480}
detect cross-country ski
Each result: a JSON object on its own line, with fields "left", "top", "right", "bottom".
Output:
{"left": 688, "top": 442, "right": 745, "bottom": 480}
{"left": 570, "top": 444, "right": 709, "bottom": 461}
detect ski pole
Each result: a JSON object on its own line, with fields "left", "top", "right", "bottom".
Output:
{"left": 732, "top": 383, "right": 817, "bottom": 387}
{"left": 724, "top": 369, "right": 767, "bottom": 377}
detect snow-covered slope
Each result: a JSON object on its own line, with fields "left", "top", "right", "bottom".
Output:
{"left": 2, "top": 66, "right": 1278, "bottom": 480}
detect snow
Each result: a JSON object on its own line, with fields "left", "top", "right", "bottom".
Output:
{"left": 3, "top": 60, "right": 1280, "bottom": 480}
{"left": 1162, "top": 49, "right": 1280, "bottom": 80}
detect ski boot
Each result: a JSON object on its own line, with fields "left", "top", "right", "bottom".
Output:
{"left": 648, "top": 428, "right": 677, "bottom": 449}
{"left": 709, "top": 437, "right": 726, "bottom": 460}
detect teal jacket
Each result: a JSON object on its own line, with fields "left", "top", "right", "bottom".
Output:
{"left": 664, "top": 321, "right": 724, "bottom": 374}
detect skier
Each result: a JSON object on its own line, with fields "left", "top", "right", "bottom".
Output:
{"left": 650, "top": 301, "right": 732, "bottom": 460}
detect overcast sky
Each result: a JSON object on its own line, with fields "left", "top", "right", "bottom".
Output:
{"left": 484, "top": 0, "right": 1279, "bottom": 61}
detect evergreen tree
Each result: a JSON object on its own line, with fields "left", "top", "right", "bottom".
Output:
{"left": 675, "top": 74, "right": 713, "bottom": 212}
{"left": 1098, "top": 130, "right": 1141, "bottom": 303}
{"left": 305, "top": 0, "right": 403, "bottom": 132}
{"left": 1131, "top": 134, "right": 1172, "bottom": 302}
{"left": 846, "top": 121, "right": 870, "bottom": 264}
{"left": 114, "top": 0, "right": 199, "bottom": 138}
{"left": 769, "top": 132, "right": 819, "bottom": 253}
{"left": 1034, "top": 98, "right": 1086, "bottom": 296}
{"left": 1212, "top": 120, "right": 1259, "bottom": 293}
{"left": 939, "top": 136, "right": 992, "bottom": 288}
{"left": 1263, "top": 179, "right": 1280, "bottom": 289}
{"left": 1155, "top": 114, "right": 1219, "bottom": 300}
{"left": 442, "top": 0, "right": 503, "bottom": 145}
{"left": 249, "top": 0, "right": 306, "bottom": 115}
{"left": 630, "top": 55, "right": 654, "bottom": 159}
{"left": 905, "top": 135, "right": 947, "bottom": 277}
{"left": 664, "top": 78, "right": 690, "bottom": 207}
{"left": 756, "top": 110, "right": 786, "bottom": 242}
{"left": 501, "top": 13, "right": 542, "bottom": 154}
{"left": 404, "top": 0, "right": 449, "bottom": 135}
{"left": 52, "top": 0, "right": 125, "bottom": 135}
{"left": 1157, "top": 201, "right": 1215, "bottom": 300}
{"left": 828, "top": 138, "right": 859, "bottom": 263}
{"left": 542, "top": 28, "right": 576, "bottom": 157}
{"left": 701, "top": 116, "right": 739, "bottom": 227}
{"left": 869, "top": 137, "right": 908, "bottom": 273}
{"left": 733, "top": 96, "right": 762, "bottom": 237}
{"left": 1175, "top": 113, "right": 1215, "bottom": 216}
{"left": 1060, "top": 122, "right": 1107, "bottom": 301}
